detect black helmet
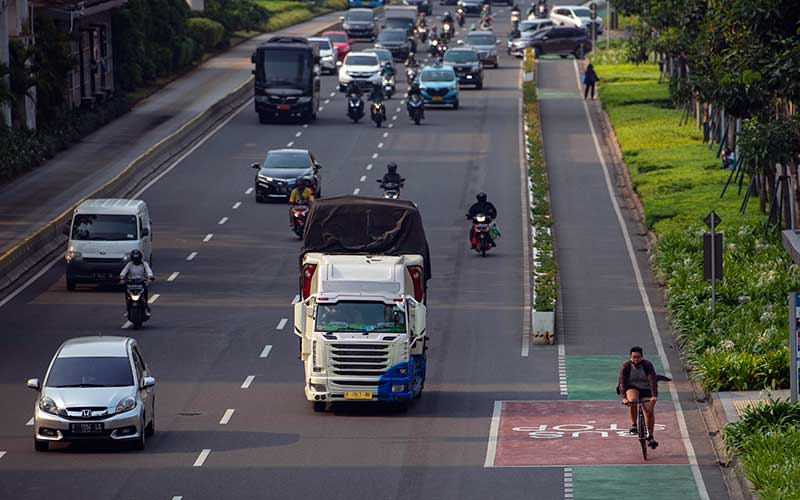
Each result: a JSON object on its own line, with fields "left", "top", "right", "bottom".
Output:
{"left": 297, "top": 178, "right": 307, "bottom": 188}
{"left": 130, "top": 249, "right": 143, "bottom": 265}
{"left": 477, "top": 192, "right": 487, "bottom": 203}
{"left": 387, "top": 162, "right": 398, "bottom": 173}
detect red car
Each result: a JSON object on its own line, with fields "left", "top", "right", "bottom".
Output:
{"left": 323, "top": 31, "right": 351, "bottom": 62}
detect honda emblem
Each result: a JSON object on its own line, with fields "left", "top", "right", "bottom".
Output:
{"left": 82, "top": 409, "right": 91, "bottom": 417}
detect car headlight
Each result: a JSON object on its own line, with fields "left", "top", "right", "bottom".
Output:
{"left": 39, "top": 397, "right": 65, "bottom": 416}
{"left": 298, "top": 96, "right": 313, "bottom": 103}
{"left": 258, "top": 175, "right": 274, "bottom": 182}
{"left": 115, "top": 396, "right": 137, "bottom": 414}
{"left": 65, "top": 250, "right": 82, "bottom": 262}
{"left": 342, "top": 22, "right": 351, "bottom": 29}
{"left": 322, "top": 55, "right": 333, "bottom": 61}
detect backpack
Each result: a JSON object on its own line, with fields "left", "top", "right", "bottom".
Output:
{"left": 582, "top": 73, "right": 588, "bottom": 85}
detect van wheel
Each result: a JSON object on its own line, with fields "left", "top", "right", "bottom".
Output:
{"left": 313, "top": 402, "right": 326, "bottom": 413}
{"left": 66, "top": 279, "right": 76, "bottom": 291}
{"left": 34, "top": 439, "right": 49, "bottom": 452}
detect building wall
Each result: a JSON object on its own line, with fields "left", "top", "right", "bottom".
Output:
{"left": 65, "top": 10, "right": 114, "bottom": 109}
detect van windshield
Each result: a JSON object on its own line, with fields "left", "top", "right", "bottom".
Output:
{"left": 71, "top": 214, "right": 138, "bottom": 241}
{"left": 316, "top": 301, "right": 406, "bottom": 333}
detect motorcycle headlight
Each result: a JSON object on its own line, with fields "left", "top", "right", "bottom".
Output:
{"left": 431, "top": 40, "right": 438, "bottom": 46}
{"left": 65, "top": 250, "right": 82, "bottom": 262}
{"left": 39, "top": 397, "right": 65, "bottom": 416}
{"left": 322, "top": 55, "right": 333, "bottom": 61}
{"left": 476, "top": 215, "right": 487, "bottom": 222}
{"left": 115, "top": 396, "right": 137, "bottom": 414}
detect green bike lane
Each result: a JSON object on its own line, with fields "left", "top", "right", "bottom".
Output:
{"left": 482, "top": 56, "right": 729, "bottom": 499}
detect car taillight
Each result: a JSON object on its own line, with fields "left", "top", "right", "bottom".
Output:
{"left": 301, "top": 263, "right": 317, "bottom": 300}
{"left": 407, "top": 265, "right": 424, "bottom": 302}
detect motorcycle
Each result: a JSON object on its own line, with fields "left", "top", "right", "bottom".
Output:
{"left": 290, "top": 203, "right": 309, "bottom": 239}
{"left": 480, "top": 15, "right": 493, "bottom": 30}
{"left": 456, "top": 8, "right": 465, "bottom": 27}
{"left": 417, "top": 25, "right": 428, "bottom": 43}
{"left": 468, "top": 213, "right": 495, "bottom": 257}
{"left": 382, "top": 75, "right": 396, "bottom": 99}
{"left": 371, "top": 99, "right": 386, "bottom": 128}
{"left": 442, "top": 22, "right": 453, "bottom": 40}
{"left": 429, "top": 38, "right": 440, "bottom": 57}
{"left": 377, "top": 180, "right": 403, "bottom": 199}
{"left": 347, "top": 94, "right": 364, "bottom": 123}
{"left": 123, "top": 278, "right": 152, "bottom": 329}
{"left": 406, "top": 65, "right": 419, "bottom": 84}
{"left": 407, "top": 93, "right": 424, "bottom": 125}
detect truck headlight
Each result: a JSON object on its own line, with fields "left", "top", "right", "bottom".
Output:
{"left": 65, "top": 250, "right": 82, "bottom": 262}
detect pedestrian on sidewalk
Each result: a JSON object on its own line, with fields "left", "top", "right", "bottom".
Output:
{"left": 583, "top": 64, "right": 599, "bottom": 100}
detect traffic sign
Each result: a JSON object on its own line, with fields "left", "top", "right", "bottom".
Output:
{"left": 703, "top": 210, "right": 721, "bottom": 229}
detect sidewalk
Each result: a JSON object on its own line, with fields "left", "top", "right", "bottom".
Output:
{"left": 0, "top": 11, "right": 343, "bottom": 260}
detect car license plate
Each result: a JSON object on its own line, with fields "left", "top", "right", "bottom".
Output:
{"left": 432, "top": 96, "right": 443, "bottom": 101}
{"left": 277, "top": 104, "right": 290, "bottom": 110}
{"left": 344, "top": 391, "right": 372, "bottom": 400}
{"left": 70, "top": 422, "right": 104, "bottom": 433}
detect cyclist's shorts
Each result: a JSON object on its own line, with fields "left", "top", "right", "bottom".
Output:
{"left": 630, "top": 388, "right": 652, "bottom": 399}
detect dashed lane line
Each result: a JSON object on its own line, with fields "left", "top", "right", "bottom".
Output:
{"left": 330, "top": 91, "right": 336, "bottom": 97}
{"left": 218, "top": 217, "right": 228, "bottom": 225}
{"left": 0, "top": 451, "right": 5, "bottom": 460}
{"left": 392, "top": 115, "right": 398, "bottom": 121}
{"left": 232, "top": 202, "right": 242, "bottom": 210}
{"left": 353, "top": 188, "right": 361, "bottom": 195}
{"left": 366, "top": 164, "right": 373, "bottom": 170}
{"left": 388, "top": 123, "right": 394, "bottom": 128}
{"left": 219, "top": 409, "right": 235, "bottom": 425}
{"left": 319, "top": 106, "right": 325, "bottom": 111}
{"left": 193, "top": 449, "right": 211, "bottom": 467}
{"left": 122, "top": 321, "right": 132, "bottom": 329}
{"left": 324, "top": 99, "right": 330, "bottom": 104}
{"left": 372, "top": 153, "right": 378, "bottom": 159}
{"left": 172, "top": 497, "right": 183, "bottom": 500}
{"left": 241, "top": 375, "right": 255, "bottom": 389}
{"left": 378, "top": 142, "right": 384, "bottom": 148}
{"left": 303, "top": 124, "right": 309, "bottom": 128}
{"left": 395, "top": 107, "right": 401, "bottom": 113}
{"left": 167, "top": 272, "right": 180, "bottom": 282}
{"left": 26, "top": 418, "right": 33, "bottom": 426}
{"left": 383, "top": 132, "right": 389, "bottom": 138}
{"left": 295, "top": 131, "right": 302, "bottom": 137}
{"left": 245, "top": 187, "right": 254, "bottom": 195}
{"left": 260, "top": 345, "right": 273, "bottom": 358}
{"left": 148, "top": 294, "right": 160, "bottom": 304}
{"left": 564, "top": 468, "right": 573, "bottom": 499}
{"left": 360, "top": 175, "right": 367, "bottom": 182}
{"left": 558, "top": 342, "right": 568, "bottom": 396}
{"left": 277, "top": 318, "right": 288, "bottom": 330}
{"left": 286, "top": 141, "right": 294, "bottom": 147}
{"left": 186, "top": 252, "right": 198, "bottom": 261}
{"left": 292, "top": 294, "right": 300, "bottom": 304}
{"left": 203, "top": 234, "right": 213, "bottom": 242}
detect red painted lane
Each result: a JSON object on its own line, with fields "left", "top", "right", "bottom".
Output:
{"left": 492, "top": 401, "right": 689, "bottom": 466}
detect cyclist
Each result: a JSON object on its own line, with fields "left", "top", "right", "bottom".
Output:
{"left": 618, "top": 346, "right": 659, "bottom": 449}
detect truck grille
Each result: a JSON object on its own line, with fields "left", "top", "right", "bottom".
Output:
{"left": 329, "top": 343, "right": 390, "bottom": 376}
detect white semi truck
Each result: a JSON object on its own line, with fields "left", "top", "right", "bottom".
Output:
{"left": 293, "top": 196, "right": 431, "bottom": 412}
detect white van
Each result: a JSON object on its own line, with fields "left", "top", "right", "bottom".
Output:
{"left": 64, "top": 199, "right": 152, "bottom": 290}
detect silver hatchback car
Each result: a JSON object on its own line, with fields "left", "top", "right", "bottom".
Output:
{"left": 27, "top": 336, "right": 156, "bottom": 451}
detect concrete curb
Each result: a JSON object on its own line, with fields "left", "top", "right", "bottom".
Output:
{"left": 708, "top": 393, "right": 759, "bottom": 500}
{"left": 0, "top": 17, "right": 342, "bottom": 296}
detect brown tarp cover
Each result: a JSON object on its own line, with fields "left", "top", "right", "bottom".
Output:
{"left": 300, "top": 196, "right": 431, "bottom": 280}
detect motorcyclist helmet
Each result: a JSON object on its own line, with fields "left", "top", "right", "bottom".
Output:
{"left": 387, "top": 162, "right": 398, "bottom": 174}
{"left": 476, "top": 192, "right": 487, "bottom": 203}
{"left": 296, "top": 178, "right": 307, "bottom": 190}
{"left": 130, "top": 249, "right": 143, "bottom": 265}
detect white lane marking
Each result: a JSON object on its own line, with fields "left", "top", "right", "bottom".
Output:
{"left": 377, "top": 142, "right": 384, "bottom": 148}
{"left": 483, "top": 401, "right": 502, "bottom": 467}
{"left": 203, "top": 233, "right": 213, "bottom": 242}
{"left": 400, "top": 99, "right": 405, "bottom": 105}
{"left": 388, "top": 123, "right": 394, "bottom": 128}
{"left": 219, "top": 409, "right": 235, "bottom": 425}
{"left": 572, "top": 59, "right": 710, "bottom": 500}
{"left": 172, "top": 497, "right": 183, "bottom": 500}
{"left": 218, "top": 217, "right": 228, "bottom": 225}
{"left": 148, "top": 293, "right": 160, "bottom": 304}
{"left": 277, "top": 318, "right": 288, "bottom": 330}
{"left": 563, "top": 468, "right": 573, "bottom": 499}
{"left": 382, "top": 132, "right": 389, "bottom": 138}
{"left": 558, "top": 333, "right": 567, "bottom": 395}
{"left": 167, "top": 272, "right": 180, "bottom": 282}
{"left": 186, "top": 252, "right": 198, "bottom": 261}
{"left": 518, "top": 64, "right": 534, "bottom": 358}
{"left": 232, "top": 202, "right": 242, "bottom": 210}
{"left": 303, "top": 124, "right": 309, "bottom": 128}
{"left": 359, "top": 175, "right": 367, "bottom": 182}
{"left": 241, "top": 375, "right": 255, "bottom": 389}
{"left": 330, "top": 91, "right": 336, "bottom": 97}
{"left": 392, "top": 115, "right": 398, "bottom": 121}
{"left": 371, "top": 153, "right": 378, "bottom": 159}
{"left": 353, "top": 188, "right": 361, "bottom": 195}
{"left": 292, "top": 294, "right": 300, "bottom": 304}
{"left": 260, "top": 345, "right": 273, "bottom": 358}
{"left": 122, "top": 321, "right": 132, "bottom": 329}
{"left": 521, "top": 330, "right": 529, "bottom": 357}
{"left": 324, "top": 99, "right": 330, "bottom": 104}
{"left": 246, "top": 187, "right": 254, "bottom": 195}
{"left": 319, "top": 106, "right": 325, "bottom": 111}
{"left": 366, "top": 163, "right": 373, "bottom": 170}
{"left": 395, "top": 107, "right": 401, "bottom": 113}
{"left": 0, "top": 255, "right": 61, "bottom": 308}
{"left": 26, "top": 417, "right": 33, "bottom": 426}
{"left": 286, "top": 141, "right": 294, "bottom": 147}
{"left": 193, "top": 449, "right": 211, "bottom": 467}
{"left": 295, "top": 131, "right": 302, "bottom": 137}
{"left": 0, "top": 451, "right": 5, "bottom": 460}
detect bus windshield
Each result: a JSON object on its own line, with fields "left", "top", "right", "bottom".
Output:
{"left": 259, "top": 49, "right": 312, "bottom": 91}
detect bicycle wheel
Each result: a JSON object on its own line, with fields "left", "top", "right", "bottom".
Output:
{"left": 638, "top": 410, "right": 648, "bottom": 460}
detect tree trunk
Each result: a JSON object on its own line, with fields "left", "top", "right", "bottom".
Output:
{"left": 790, "top": 159, "right": 800, "bottom": 229}
{"left": 782, "top": 166, "right": 792, "bottom": 229}
{"left": 759, "top": 172, "right": 767, "bottom": 214}
{"left": 767, "top": 169, "right": 777, "bottom": 223}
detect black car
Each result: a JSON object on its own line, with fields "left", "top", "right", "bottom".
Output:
{"left": 404, "top": 0, "right": 432, "bottom": 15}
{"left": 342, "top": 8, "right": 377, "bottom": 40}
{"left": 443, "top": 48, "right": 483, "bottom": 88}
{"left": 252, "top": 149, "right": 322, "bottom": 202}
{"left": 525, "top": 26, "right": 592, "bottom": 59}
{"left": 457, "top": 0, "right": 484, "bottom": 16}
{"left": 440, "top": 0, "right": 458, "bottom": 5}
{"left": 376, "top": 29, "right": 413, "bottom": 61}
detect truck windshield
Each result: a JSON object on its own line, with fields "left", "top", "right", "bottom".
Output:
{"left": 259, "top": 49, "right": 311, "bottom": 90}
{"left": 316, "top": 301, "right": 406, "bottom": 333}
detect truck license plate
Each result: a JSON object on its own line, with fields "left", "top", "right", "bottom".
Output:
{"left": 344, "top": 391, "right": 372, "bottom": 400}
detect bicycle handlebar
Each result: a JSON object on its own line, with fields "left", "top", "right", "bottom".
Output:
{"left": 624, "top": 397, "right": 655, "bottom": 405}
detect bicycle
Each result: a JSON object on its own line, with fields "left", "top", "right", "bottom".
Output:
{"left": 625, "top": 397, "right": 654, "bottom": 460}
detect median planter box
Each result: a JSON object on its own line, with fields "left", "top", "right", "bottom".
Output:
{"left": 532, "top": 309, "right": 555, "bottom": 345}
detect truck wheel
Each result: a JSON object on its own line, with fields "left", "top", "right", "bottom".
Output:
{"left": 313, "top": 402, "right": 326, "bottom": 413}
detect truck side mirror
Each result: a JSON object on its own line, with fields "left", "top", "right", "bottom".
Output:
{"left": 293, "top": 302, "right": 306, "bottom": 338}
{"left": 408, "top": 300, "right": 426, "bottom": 337}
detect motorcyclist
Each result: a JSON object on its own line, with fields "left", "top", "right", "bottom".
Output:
{"left": 346, "top": 80, "right": 363, "bottom": 98}
{"left": 510, "top": 3, "right": 521, "bottom": 15}
{"left": 381, "top": 63, "right": 396, "bottom": 79}
{"left": 405, "top": 52, "right": 418, "bottom": 68}
{"left": 370, "top": 83, "right": 385, "bottom": 103}
{"left": 442, "top": 11, "right": 454, "bottom": 26}
{"left": 289, "top": 178, "right": 315, "bottom": 226}
{"left": 407, "top": 80, "right": 423, "bottom": 99}
{"left": 509, "top": 25, "right": 521, "bottom": 40}
{"left": 381, "top": 162, "right": 406, "bottom": 188}
{"left": 119, "top": 249, "right": 154, "bottom": 312}
{"left": 466, "top": 192, "right": 498, "bottom": 247}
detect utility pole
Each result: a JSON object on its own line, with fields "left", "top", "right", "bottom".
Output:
{"left": 0, "top": 0, "right": 12, "bottom": 128}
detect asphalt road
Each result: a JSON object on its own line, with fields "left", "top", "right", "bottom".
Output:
{"left": 0, "top": 6, "right": 729, "bottom": 500}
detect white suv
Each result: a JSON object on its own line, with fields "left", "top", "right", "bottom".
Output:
{"left": 338, "top": 52, "right": 382, "bottom": 92}
{"left": 550, "top": 5, "right": 603, "bottom": 35}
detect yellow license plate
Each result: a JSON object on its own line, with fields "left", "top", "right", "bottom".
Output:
{"left": 344, "top": 391, "right": 373, "bottom": 400}
{"left": 432, "top": 96, "right": 443, "bottom": 101}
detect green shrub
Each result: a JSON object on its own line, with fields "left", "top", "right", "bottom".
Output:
{"left": 187, "top": 17, "right": 226, "bottom": 51}
{"left": 265, "top": 8, "right": 314, "bottom": 32}
{"left": 204, "top": 0, "right": 270, "bottom": 38}
{"left": 724, "top": 399, "right": 800, "bottom": 452}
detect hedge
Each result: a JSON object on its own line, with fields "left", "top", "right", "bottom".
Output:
{"left": 187, "top": 17, "right": 226, "bottom": 52}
